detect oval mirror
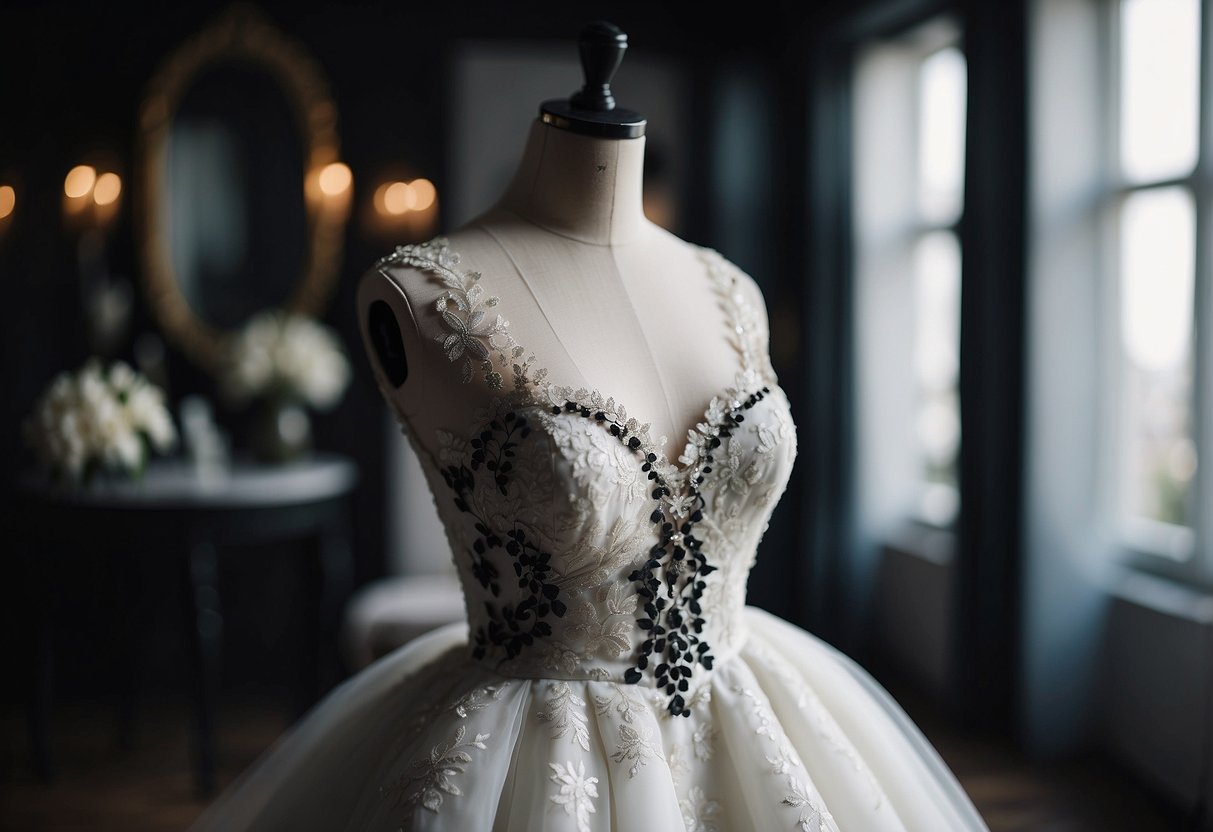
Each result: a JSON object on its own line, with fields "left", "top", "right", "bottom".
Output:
{"left": 138, "top": 6, "right": 347, "bottom": 370}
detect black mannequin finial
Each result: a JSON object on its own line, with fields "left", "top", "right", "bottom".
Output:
{"left": 540, "top": 21, "right": 646, "bottom": 139}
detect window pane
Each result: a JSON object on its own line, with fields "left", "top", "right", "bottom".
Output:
{"left": 1119, "top": 186, "right": 1197, "bottom": 531}
{"left": 914, "top": 230, "right": 962, "bottom": 525}
{"left": 1119, "top": 0, "right": 1201, "bottom": 182}
{"left": 918, "top": 47, "right": 967, "bottom": 224}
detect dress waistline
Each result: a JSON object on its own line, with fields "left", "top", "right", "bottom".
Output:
{"left": 463, "top": 624, "right": 749, "bottom": 691}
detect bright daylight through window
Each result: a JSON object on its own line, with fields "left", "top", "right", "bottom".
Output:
{"left": 1113, "top": 0, "right": 1206, "bottom": 568}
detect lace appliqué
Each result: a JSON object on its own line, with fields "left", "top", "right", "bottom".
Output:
{"left": 440, "top": 409, "right": 569, "bottom": 664}
{"left": 786, "top": 780, "right": 836, "bottom": 832}
{"left": 681, "top": 786, "right": 724, "bottom": 832}
{"left": 548, "top": 760, "right": 599, "bottom": 831}
{"left": 593, "top": 682, "right": 648, "bottom": 725}
{"left": 537, "top": 681, "right": 592, "bottom": 751}
{"left": 748, "top": 640, "right": 885, "bottom": 810}
{"left": 376, "top": 237, "right": 538, "bottom": 390}
{"left": 611, "top": 721, "right": 663, "bottom": 778}
{"left": 693, "top": 719, "right": 718, "bottom": 761}
{"left": 381, "top": 725, "right": 491, "bottom": 816}
{"left": 732, "top": 683, "right": 837, "bottom": 832}
{"left": 569, "top": 583, "right": 639, "bottom": 659}
{"left": 370, "top": 237, "right": 787, "bottom": 714}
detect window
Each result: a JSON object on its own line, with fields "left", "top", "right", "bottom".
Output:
{"left": 853, "top": 17, "right": 967, "bottom": 535}
{"left": 1109, "top": 0, "right": 1211, "bottom": 579}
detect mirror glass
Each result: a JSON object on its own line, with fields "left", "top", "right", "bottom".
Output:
{"left": 167, "top": 61, "right": 306, "bottom": 331}
{"left": 139, "top": 7, "right": 346, "bottom": 371}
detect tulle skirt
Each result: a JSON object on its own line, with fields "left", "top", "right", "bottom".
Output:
{"left": 191, "top": 606, "right": 987, "bottom": 831}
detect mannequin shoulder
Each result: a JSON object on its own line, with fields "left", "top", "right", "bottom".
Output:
{"left": 726, "top": 262, "right": 771, "bottom": 333}
{"left": 659, "top": 227, "right": 771, "bottom": 333}
{"left": 357, "top": 230, "right": 506, "bottom": 336}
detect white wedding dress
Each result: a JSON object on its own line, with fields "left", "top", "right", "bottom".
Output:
{"left": 193, "top": 239, "right": 987, "bottom": 831}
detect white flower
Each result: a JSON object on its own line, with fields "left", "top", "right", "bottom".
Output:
{"left": 680, "top": 786, "right": 722, "bottom": 832}
{"left": 664, "top": 492, "right": 695, "bottom": 519}
{"left": 220, "top": 311, "right": 350, "bottom": 410}
{"left": 548, "top": 760, "right": 598, "bottom": 831}
{"left": 24, "top": 358, "right": 177, "bottom": 482}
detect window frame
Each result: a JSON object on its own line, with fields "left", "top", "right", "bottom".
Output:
{"left": 851, "top": 19, "right": 967, "bottom": 534}
{"left": 1103, "top": 0, "right": 1213, "bottom": 587}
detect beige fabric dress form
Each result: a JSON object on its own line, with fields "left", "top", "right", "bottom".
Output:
{"left": 357, "top": 118, "right": 768, "bottom": 469}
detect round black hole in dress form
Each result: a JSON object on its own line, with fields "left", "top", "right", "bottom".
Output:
{"left": 369, "top": 299, "right": 408, "bottom": 387}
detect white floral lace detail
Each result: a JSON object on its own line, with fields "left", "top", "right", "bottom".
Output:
{"left": 538, "top": 681, "right": 592, "bottom": 751}
{"left": 382, "top": 725, "right": 491, "bottom": 816}
{"left": 448, "top": 682, "right": 510, "bottom": 718}
{"left": 732, "top": 684, "right": 838, "bottom": 831}
{"left": 693, "top": 719, "right": 718, "bottom": 762}
{"left": 667, "top": 743, "right": 691, "bottom": 787}
{"left": 680, "top": 785, "right": 723, "bottom": 832}
{"left": 376, "top": 237, "right": 538, "bottom": 390}
{"left": 569, "top": 583, "right": 639, "bottom": 659}
{"left": 372, "top": 237, "right": 795, "bottom": 710}
{"left": 748, "top": 640, "right": 886, "bottom": 810}
{"left": 611, "top": 721, "right": 663, "bottom": 778}
{"left": 545, "top": 408, "right": 652, "bottom": 504}
{"left": 785, "top": 779, "right": 836, "bottom": 832}
{"left": 593, "top": 682, "right": 648, "bottom": 725}
{"left": 548, "top": 760, "right": 599, "bottom": 832}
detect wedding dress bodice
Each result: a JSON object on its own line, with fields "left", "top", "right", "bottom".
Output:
{"left": 373, "top": 238, "right": 797, "bottom": 717}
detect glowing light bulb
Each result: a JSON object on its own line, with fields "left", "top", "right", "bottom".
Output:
{"left": 318, "top": 162, "right": 352, "bottom": 196}
{"left": 0, "top": 185, "right": 14, "bottom": 220}
{"left": 384, "top": 181, "right": 415, "bottom": 215}
{"left": 93, "top": 172, "right": 122, "bottom": 206}
{"left": 64, "top": 165, "right": 96, "bottom": 199}
{"left": 410, "top": 178, "right": 436, "bottom": 211}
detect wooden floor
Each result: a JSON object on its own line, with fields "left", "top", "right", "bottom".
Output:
{"left": 0, "top": 690, "right": 1182, "bottom": 831}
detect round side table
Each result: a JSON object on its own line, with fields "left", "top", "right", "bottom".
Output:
{"left": 16, "top": 454, "right": 358, "bottom": 795}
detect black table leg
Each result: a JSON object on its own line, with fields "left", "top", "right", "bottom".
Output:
{"left": 29, "top": 546, "right": 55, "bottom": 781}
{"left": 115, "top": 547, "right": 146, "bottom": 752}
{"left": 296, "top": 508, "right": 354, "bottom": 717}
{"left": 183, "top": 539, "right": 222, "bottom": 796}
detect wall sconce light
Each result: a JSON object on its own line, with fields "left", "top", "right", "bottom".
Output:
{"left": 63, "top": 164, "right": 123, "bottom": 229}
{"left": 307, "top": 160, "right": 353, "bottom": 224}
{"left": 318, "top": 162, "right": 352, "bottom": 197}
{"left": 0, "top": 184, "right": 14, "bottom": 222}
{"left": 370, "top": 177, "right": 438, "bottom": 240}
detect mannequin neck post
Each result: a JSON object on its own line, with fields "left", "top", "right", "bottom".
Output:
{"left": 495, "top": 119, "right": 648, "bottom": 246}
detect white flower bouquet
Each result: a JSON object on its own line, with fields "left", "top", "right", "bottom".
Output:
{"left": 220, "top": 311, "right": 350, "bottom": 410}
{"left": 24, "top": 359, "right": 177, "bottom": 482}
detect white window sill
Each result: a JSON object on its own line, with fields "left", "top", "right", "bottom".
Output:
{"left": 883, "top": 519, "right": 956, "bottom": 566}
{"left": 1105, "top": 564, "right": 1213, "bottom": 625}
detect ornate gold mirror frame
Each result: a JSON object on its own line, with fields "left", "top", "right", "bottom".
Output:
{"left": 137, "top": 5, "right": 347, "bottom": 371}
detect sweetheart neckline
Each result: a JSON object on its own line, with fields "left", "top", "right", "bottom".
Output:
{"left": 527, "top": 373, "right": 782, "bottom": 485}
{"left": 481, "top": 240, "right": 768, "bottom": 479}
{"left": 374, "top": 236, "right": 777, "bottom": 483}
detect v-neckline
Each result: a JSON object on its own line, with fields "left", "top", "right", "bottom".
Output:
{"left": 533, "top": 371, "right": 766, "bottom": 482}
{"left": 511, "top": 244, "right": 764, "bottom": 482}
{"left": 375, "top": 235, "right": 769, "bottom": 483}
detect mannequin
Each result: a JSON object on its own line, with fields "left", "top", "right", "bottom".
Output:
{"left": 357, "top": 30, "right": 768, "bottom": 468}
{"left": 193, "top": 27, "right": 988, "bottom": 832}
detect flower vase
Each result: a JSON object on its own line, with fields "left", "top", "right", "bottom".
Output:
{"left": 250, "top": 397, "right": 312, "bottom": 464}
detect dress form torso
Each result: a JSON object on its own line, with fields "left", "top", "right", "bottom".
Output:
{"left": 357, "top": 119, "right": 771, "bottom": 465}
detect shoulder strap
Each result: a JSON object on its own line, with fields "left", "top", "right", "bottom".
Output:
{"left": 695, "top": 246, "right": 778, "bottom": 386}
{"left": 376, "top": 237, "right": 542, "bottom": 394}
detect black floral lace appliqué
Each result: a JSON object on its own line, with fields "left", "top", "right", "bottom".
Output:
{"left": 551, "top": 385, "right": 771, "bottom": 717}
{"left": 441, "top": 410, "right": 568, "bottom": 663}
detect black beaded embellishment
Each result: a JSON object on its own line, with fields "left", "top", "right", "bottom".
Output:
{"left": 442, "top": 411, "right": 568, "bottom": 663}
{"left": 553, "top": 385, "right": 772, "bottom": 717}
